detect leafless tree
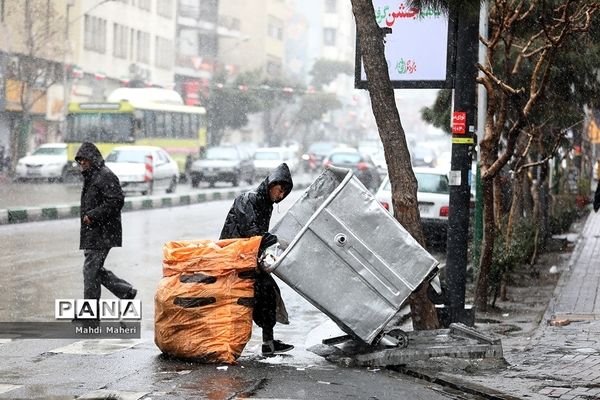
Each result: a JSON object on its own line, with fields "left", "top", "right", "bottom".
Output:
{"left": 2, "top": 0, "right": 65, "bottom": 164}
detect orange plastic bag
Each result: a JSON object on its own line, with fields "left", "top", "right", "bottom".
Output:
{"left": 155, "top": 237, "right": 261, "bottom": 364}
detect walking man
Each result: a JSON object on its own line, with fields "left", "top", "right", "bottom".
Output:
{"left": 220, "top": 163, "right": 294, "bottom": 356}
{"left": 76, "top": 142, "right": 136, "bottom": 312}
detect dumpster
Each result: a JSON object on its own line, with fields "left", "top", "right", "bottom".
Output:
{"left": 270, "top": 167, "right": 439, "bottom": 345}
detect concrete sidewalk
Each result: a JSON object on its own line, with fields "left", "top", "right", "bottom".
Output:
{"left": 431, "top": 211, "right": 600, "bottom": 399}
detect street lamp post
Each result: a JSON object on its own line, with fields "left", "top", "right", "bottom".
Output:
{"left": 61, "top": 0, "right": 74, "bottom": 139}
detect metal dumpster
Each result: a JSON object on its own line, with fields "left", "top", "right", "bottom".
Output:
{"left": 270, "top": 167, "right": 439, "bottom": 345}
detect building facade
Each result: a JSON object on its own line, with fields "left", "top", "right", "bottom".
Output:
{"left": 0, "top": 0, "right": 180, "bottom": 163}
{"left": 218, "top": 0, "right": 288, "bottom": 79}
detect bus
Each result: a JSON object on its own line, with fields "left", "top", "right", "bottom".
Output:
{"left": 65, "top": 88, "right": 207, "bottom": 177}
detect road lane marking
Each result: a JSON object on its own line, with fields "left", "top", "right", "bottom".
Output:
{"left": 77, "top": 389, "right": 148, "bottom": 399}
{"left": 0, "top": 384, "right": 21, "bottom": 395}
{"left": 49, "top": 339, "right": 144, "bottom": 355}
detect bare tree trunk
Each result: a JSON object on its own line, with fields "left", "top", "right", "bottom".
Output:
{"left": 522, "top": 173, "right": 534, "bottom": 217}
{"left": 529, "top": 171, "right": 541, "bottom": 266}
{"left": 493, "top": 175, "right": 504, "bottom": 227}
{"left": 506, "top": 170, "right": 524, "bottom": 244}
{"left": 475, "top": 174, "right": 495, "bottom": 311}
{"left": 350, "top": 0, "right": 438, "bottom": 330}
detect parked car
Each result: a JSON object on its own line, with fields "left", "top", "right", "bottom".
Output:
{"left": 323, "top": 148, "right": 382, "bottom": 192}
{"left": 15, "top": 143, "right": 70, "bottom": 182}
{"left": 189, "top": 145, "right": 254, "bottom": 187}
{"left": 253, "top": 147, "right": 298, "bottom": 178}
{"left": 411, "top": 146, "right": 437, "bottom": 168}
{"left": 302, "top": 141, "right": 339, "bottom": 172}
{"left": 370, "top": 150, "right": 388, "bottom": 178}
{"left": 375, "top": 168, "right": 450, "bottom": 242}
{"left": 105, "top": 146, "right": 179, "bottom": 195}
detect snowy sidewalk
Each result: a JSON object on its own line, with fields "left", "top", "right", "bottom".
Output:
{"left": 453, "top": 211, "right": 600, "bottom": 399}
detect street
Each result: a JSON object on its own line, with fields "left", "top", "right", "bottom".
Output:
{"left": 0, "top": 191, "right": 456, "bottom": 400}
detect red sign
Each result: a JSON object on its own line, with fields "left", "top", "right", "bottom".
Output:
{"left": 452, "top": 111, "right": 466, "bottom": 134}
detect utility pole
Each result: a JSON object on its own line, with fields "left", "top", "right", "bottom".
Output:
{"left": 62, "top": 0, "right": 74, "bottom": 139}
{"left": 442, "top": 3, "right": 480, "bottom": 326}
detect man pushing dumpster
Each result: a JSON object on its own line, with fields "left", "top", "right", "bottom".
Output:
{"left": 220, "top": 163, "right": 294, "bottom": 357}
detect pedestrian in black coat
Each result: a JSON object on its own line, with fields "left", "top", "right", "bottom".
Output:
{"left": 220, "top": 163, "right": 294, "bottom": 356}
{"left": 76, "top": 142, "right": 136, "bottom": 304}
{"left": 594, "top": 180, "right": 600, "bottom": 213}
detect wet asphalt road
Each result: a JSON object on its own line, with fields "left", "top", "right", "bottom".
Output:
{"left": 0, "top": 190, "right": 455, "bottom": 399}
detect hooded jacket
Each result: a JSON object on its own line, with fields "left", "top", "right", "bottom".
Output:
{"left": 76, "top": 142, "right": 125, "bottom": 249}
{"left": 219, "top": 163, "right": 293, "bottom": 245}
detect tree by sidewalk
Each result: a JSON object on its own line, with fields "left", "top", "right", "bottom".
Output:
{"left": 2, "top": 0, "right": 65, "bottom": 168}
{"left": 419, "top": 0, "right": 600, "bottom": 310}
{"left": 350, "top": 0, "right": 439, "bottom": 330}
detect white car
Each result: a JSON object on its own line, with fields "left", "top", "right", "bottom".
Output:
{"left": 15, "top": 143, "right": 70, "bottom": 182}
{"left": 375, "top": 167, "right": 450, "bottom": 242}
{"left": 105, "top": 146, "right": 179, "bottom": 195}
{"left": 253, "top": 147, "right": 298, "bottom": 178}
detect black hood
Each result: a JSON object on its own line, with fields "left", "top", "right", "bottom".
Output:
{"left": 257, "top": 163, "right": 294, "bottom": 203}
{"left": 267, "top": 163, "right": 293, "bottom": 194}
{"left": 75, "top": 142, "right": 104, "bottom": 168}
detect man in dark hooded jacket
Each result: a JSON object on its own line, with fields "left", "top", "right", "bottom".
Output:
{"left": 220, "top": 163, "right": 294, "bottom": 356}
{"left": 75, "top": 142, "right": 136, "bottom": 307}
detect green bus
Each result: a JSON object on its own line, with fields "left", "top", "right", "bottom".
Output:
{"left": 65, "top": 88, "right": 207, "bottom": 177}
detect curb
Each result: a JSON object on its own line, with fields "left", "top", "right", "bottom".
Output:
{"left": 0, "top": 183, "right": 311, "bottom": 225}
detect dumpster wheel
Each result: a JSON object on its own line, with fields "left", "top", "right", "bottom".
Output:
{"left": 383, "top": 328, "right": 409, "bottom": 348}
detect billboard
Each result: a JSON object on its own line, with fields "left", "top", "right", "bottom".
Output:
{"left": 355, "top": 1, "right": 456, "bottom": 89}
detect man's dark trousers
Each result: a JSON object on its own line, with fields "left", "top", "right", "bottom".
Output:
{"left": 83, "top": 249, "right": 134, "bottom": 299}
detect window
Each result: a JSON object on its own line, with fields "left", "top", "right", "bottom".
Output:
{"left": 181, "top": 114, "right": 191, "bottom": 138}
{"left": 155, "top": 37, "right": 174, "bottom": 69}
{"left": 156, "top": 0, "right": 173, "bottom": 18}
{"left": 267, "top": 16, "right": 283, "bottom": 40}
{"left": 113, "top": 24, "right": 129, "bottom": 59}
{"left": 325, "top": 0, "right": 336, "bottom": 13}
{"left": 84, "top": 15, "right": 107, "bottom": 53}
{"left": 199, "top": 0, "right": 218, "bottom": 19}
{"left": 323, "top": 28, "right": 336, "bottom": 46}
{"left": 198, "top": 33, "right": 217, "bottom": 58}
{"left": 66, "top": 114, "right": 133, "bottom": 143}
{"left": 138, "top": 0, "right": 151, "bottom": 11}
{"left": 136, "top": 31, "right": 150, "bottom": 63}
{"left": 155, "top": 112, "right": 165, "bottom": 136}
{"left": 172, "top": 113, "right": 182, "bottom": 138}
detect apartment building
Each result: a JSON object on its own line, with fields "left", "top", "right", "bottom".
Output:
{"left": 285, "top": 0, "right": 355, "bottom": 84}
{"left": 0, "top": 0, "right": 69, "bottom": 159}
{"left": 75, "top": 0, "right": 176, "bottom": 97}
{"left": 218, "top": 0, "right": 288, "bottom": 79}
{"left": 175, "top": 0, "right": 243, "bottom": 106}
{"left": 0, "top": 0, "right": 179, "bottom": 160}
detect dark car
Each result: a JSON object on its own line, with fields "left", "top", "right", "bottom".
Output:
{"left": 323, "top": 148, "right": 382, "bottom": 192}
{"left": 302, "top": 141, "right": 339, "bottom": 172}
{"left": 189, "top": 145, "right": 255, "bottom": 187}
